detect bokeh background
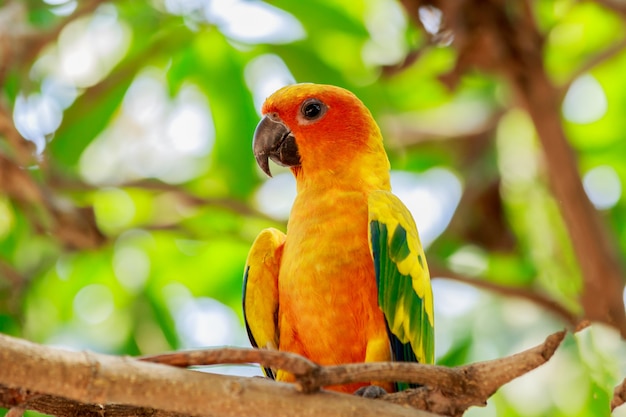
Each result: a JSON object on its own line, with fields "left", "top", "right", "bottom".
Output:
{"left": 1, "top": 0, "right": 626, "bottom": 416}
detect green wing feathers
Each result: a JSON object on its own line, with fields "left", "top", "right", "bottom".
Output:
{"left": 242, "top": 227, "right": 285, "bottom": 378}
{"left": 368, "top": 190, "right": 435, "bottom": 368}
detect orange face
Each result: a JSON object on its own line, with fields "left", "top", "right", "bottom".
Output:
{"left": 253, "top": 83, "right": 380, "bottom": 177}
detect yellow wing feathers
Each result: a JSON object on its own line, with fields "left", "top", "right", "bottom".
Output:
{"left": 368, "top": 191, "right": 434, "bottom": 326}
{"left": 368, "top": 190, "right": 435, "bottom": 367}
{"left": 243, "top": 228, "right": 285, "bottom": 355}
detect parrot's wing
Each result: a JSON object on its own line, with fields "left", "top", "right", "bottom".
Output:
{"left": 368, "top": 190, "right": 435, "bottom": 371}
{"left": 243, "top": 227, "right": 285, "bottom": 379}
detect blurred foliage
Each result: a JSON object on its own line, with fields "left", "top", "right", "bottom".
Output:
{"left": 1, "top": 0, "right": 626, "bottom": 416}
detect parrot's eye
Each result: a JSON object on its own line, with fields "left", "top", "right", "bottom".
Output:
{"left": 300, "top": 98, "right": 327, "bottom": 121}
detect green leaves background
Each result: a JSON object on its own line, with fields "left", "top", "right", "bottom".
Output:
{"left": 1, "top": 1, "right": 625, "bottom": 415}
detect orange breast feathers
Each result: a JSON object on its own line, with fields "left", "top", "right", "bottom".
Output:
{"left": 276, "top": 189, "right": 392, "bottom": 392}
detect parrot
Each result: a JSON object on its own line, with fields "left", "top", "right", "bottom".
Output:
{"left": 242, "top": 83, "right": 434, "bottom": 393}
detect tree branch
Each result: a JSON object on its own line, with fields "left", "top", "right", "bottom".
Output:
{"left": 0, "top": 0, "right": 109, "bottom": 86}
{"left": 138, "top": 329, "right": 566, "bottom": 416}
{"left": 430, "top": 266, "right": 580, "bottom": 326}
{"left": 49, "top": 177, "right": 281, "bottom": 225}
{"left": 0, "top": 333, "right": 439, "bottom": 417}
{"left": 594, "top": 0, "right": 626, "bottom": 18}
{"left": 0, "top": 328, "right": 568, "bottom": 417}
{"left": 381, "top": 330, "right": 566, "bottom": 417}
{"left": 503, "top": 0, "right": 626, "bottom": 337}
{"left": 613, "top": 377, "right": 626, "bottom": 411}
{"left": 560, "top": 36, "right": 626, "bottom": 95}
{"left": 0, "top": 386, "right": 192, "bottom": 417}
{"left": 0, "top": 153, "right": 105, "bottom": 249}
{"left": 140, "top": 347, "right": 318, "bottom": 383}
{"left": 399, "top": 0, "right": 626, "bottom": 337}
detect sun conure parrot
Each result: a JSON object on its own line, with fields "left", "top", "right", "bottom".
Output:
{"left": 243, "top": 83, "right": 434, "bottom": 393}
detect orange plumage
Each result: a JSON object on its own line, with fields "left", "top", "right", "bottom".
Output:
{"left": 243, "top": 83, "right": 434, "bottom": 393}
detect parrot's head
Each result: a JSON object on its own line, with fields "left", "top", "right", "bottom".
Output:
{"left": 253, "top": 83, "right": 389, "bottom": 187}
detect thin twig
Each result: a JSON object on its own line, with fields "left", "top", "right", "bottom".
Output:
{"left": 560, "top": 36, "right": 626, "bottom": 96}
{"left": 430, "top": 266, "right": 580, "bottom": 326}
{"left": 381, "top": 48, "right": 427, "bottom": 77}
{"left": 594, "top": 0, "right": 626, "bottom": 17}
{"left": 12, "top": 0, "right": 110, "bottom": 66}
{"left": 381, "top": 330, "right": 566, "bottom": 417}
{"left": 613, "top": 377, "right": 626, "bottom": 411}
{"left": 140, "top": 347, "right": 318, "bottom": 380}
{"left": 48, "top": 177, "right": 282, "bottom": 224}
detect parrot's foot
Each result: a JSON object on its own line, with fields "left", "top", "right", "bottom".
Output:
{"left": 354, "top": 385, "right": 388, "bottom": 398}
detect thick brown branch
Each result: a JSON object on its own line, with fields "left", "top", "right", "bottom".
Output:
{"left": 0, "top": 385, "right": 191, "bottom": 417}
{"left": 0, "top": 327, "right": 569, "bottom": 417}
{"left": 0, "top": 334, "right": 438, "bottom": 417}
{"left": 144, "top": 330, "right": 565, "bottom": 416}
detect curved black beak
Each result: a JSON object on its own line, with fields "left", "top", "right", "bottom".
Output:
{"left": 253, "top": 113, "right": 301, "bottom": 177}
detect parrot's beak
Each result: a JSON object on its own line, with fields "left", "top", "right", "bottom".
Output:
{"left": 253, "top": 113, "right": 301, "bottom": 177}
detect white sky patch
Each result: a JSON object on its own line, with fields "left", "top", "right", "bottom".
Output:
{"left": 13, "top": 77, "right": 77, "bottom": 154}
{"left": 254, "top": 172, "right": 296, "bottom": 220}
{"left": 582, "top": 165, "right": 622, "bottom": 210}
{"left": 55, "top": 4, "right": 130, "bottom": 87}
{"left": 500, "top": 358, "right": 556, "bottom": 416}
{"left": 418, "top": 5, "right": 443, "bottom": 35}
{"left": 160, "top": 281, "right": 262, "bottom": 376}
{"left": 362, "top": 0, "right": 408, "bottom": 66}
{"left": 205, "top": 0, "right": 305, "bottom": 44}
{"left": 16, "top": 4, "right": 129, "bottom": 154}
{"left": 163, "top": 283, "right": 239, "bottom": 347}
{"left": 391, "top": 168, "right": 463, "bottom": 248}
{"left": 43, "top": 0, "right": 77, "bottom": 16}
{"left": 113, "top": 246, "right": 151, "bottom": 293}
{"left": 80, "top": 70, "right": 214, "bottom": 185}
{"left": 73, "top": 284, "right": 115, "bottom": 325}
{"left": 448, "top": 245, "right": 488, "bottom": 277}
{"left": 175, "top": 297, "right": 241, "bottom": 347}
{"left": 13, "top": 93, "right": 62, "bottom": 154}
{"left": 245, "top": 54, "right": 296, "bottom": 114}
{"left": 431, "top": 279, "right": 480, "bottom": 319}
{"left": 164, "top": 0, "right": 304, "bottom": 44}
{"left": 163, "top": 0, "right": 204, "bottom": 15}
{"left": 431, "top": 278, "right": 480, "bottom": 360}
{"left": 562, "top": 74, "right": 608, "bottom": 124}
{"left": 163, "top": 282, "right": 263, "bottom": 377}
{"left": 166, "top": 87, "right": 214, "bottom": 157}
{"left": 385, "top": 98, "right": 494, "bottom": 142}
{"left": 41, "top": 76, "right": 78, "bottom": 109}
